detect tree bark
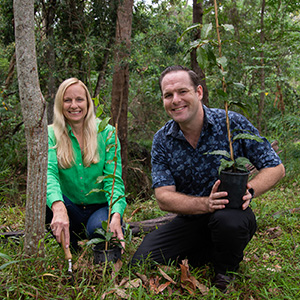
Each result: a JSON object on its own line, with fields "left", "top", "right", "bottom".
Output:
{"left": 93, "top": 37, "right": 113, "bottom": 98}
{"left": 14, "top": 0, "right": 48, "bottom": 257}
{"left": 111, "top": 0, "right": 133, "bottom": 187}
{"left": 191, "top": 0, "right": 209, "bottom": 106}
{"left": 257, "top": 0, "right": 265, "bottom": 132}
{"left": 42, "top": 0, "right": 57, "bottom": 124}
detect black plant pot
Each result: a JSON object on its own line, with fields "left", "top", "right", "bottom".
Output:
{"left": 93, "top": 244, "right": 121, "bottom": 264}
{"left": 219, "top": 170, "right": 250, "bottom": 209}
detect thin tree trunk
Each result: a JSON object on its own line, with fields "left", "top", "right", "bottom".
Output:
{"left": 191, "top": 0, "right": 209, "bottom": 105}
{"left": 42, "top": 0, "right": 57, "bottom": 124}
{"left": 111, "top": 0, "right": 133, "bottom": 187}
{"left": 14, "top": 0, "right": 48, "bottom": 257}
{"left": 93, "top": 37, "right": 114, "bottom": 98}
{"left": 257, "top": 0, "right": 266, "bottom": 132}
{"left": 4, "top": 52, "right": 16, "bottom": 90}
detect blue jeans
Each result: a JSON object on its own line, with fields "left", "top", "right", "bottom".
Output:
{"left": 46, "top": 195, "right": 109, "bottom": 250}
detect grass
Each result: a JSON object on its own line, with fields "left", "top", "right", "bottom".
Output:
{"left": 1, "top": 144, "right": 299, "bottom": 299}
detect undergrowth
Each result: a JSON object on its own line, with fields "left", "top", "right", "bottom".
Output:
{"left": 0, "top": 139, "right": 299, "bottom": 299}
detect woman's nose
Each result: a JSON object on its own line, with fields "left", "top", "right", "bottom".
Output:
{"left": 70, "top": 99, "right": 77, "bottom": 107}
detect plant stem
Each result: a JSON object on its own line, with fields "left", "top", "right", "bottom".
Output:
{"left": 105, "top": 123, "right": 118, "bottom": 251}
{"left": 214, "top": 0, "right": 235, "bottom": 163}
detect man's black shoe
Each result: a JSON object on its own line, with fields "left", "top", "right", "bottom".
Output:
{"left": 213, "top": 273, "right": 235, "bottom": 292}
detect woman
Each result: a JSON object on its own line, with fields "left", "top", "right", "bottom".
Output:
{"left": 46, "top": 78, "right": 126, "bottom": 251}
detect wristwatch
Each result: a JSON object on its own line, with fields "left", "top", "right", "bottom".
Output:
{"left": 249, "top": 188, "right": 255, "bottom": 202}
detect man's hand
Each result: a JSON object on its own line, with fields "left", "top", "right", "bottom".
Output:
{"left": 110, "top": 213, "right": 125, "bottom": 251}
{"left": 242, "top": 183, "right": 254, "bottom": 210}
{"left": 50, "top": 201, "right": 70, "bottom": 248}
{"left": 207, "top": 180, "right": 229, "bottom": 213}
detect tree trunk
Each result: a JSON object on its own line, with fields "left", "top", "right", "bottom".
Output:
{"left": 111, "top": 0, "right": 133, "bottom": 188}
{"left": 93, "top": 37, "right": 114, "bottom": 98}
{"left": 257, "top": 0, "right": 265, "bottom": 132}
{"left": 14, "top": 0, "right": 48, "bottom": 257}
{"left": 191, "top": 0, "right": 209, "bottom": 106}
{"left": 42, "top": 0, "right": 57, "bottom": 124}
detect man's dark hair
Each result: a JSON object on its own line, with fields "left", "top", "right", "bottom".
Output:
{"left": 159, "top": 65, "right": 200, "bottom": 93}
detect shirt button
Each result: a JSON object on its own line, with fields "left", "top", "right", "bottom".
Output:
{"left": 80, "top": 177, "right": 83, "bottom": 180}
{"left": 79, "top": 163, "right": 82, "bottom": 166}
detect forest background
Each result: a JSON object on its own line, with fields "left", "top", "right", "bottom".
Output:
{"left": 1, "top": 0, "right": 300, "bottom": 298}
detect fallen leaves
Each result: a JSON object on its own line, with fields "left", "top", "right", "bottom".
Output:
{"left": 100, "top": 259, "right": 209, "bottom": 299}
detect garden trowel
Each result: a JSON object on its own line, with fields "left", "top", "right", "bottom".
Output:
{"left": 60, "top": 231, "right": 74, "bottom": 282}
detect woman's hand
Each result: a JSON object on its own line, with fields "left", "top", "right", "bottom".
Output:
{"left": 109, "top": 213, "right": 125, "bottom": 251}
{"left": 50, "top": 201, "right": 70, "bottom": 247}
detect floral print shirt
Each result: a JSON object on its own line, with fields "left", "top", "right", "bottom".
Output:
{"left": 151, "top": 105, "right": 282, "bottom": 197}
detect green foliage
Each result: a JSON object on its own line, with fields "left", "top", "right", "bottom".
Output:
{"left": 1, "top": 0, "right": 300, "bottom": 203}
{"left": 86, "top": 221, "right": 124, "bottom": 249}
{"left": 207, "top": 130, "right": 264, "bottom": 174}
{"left": 0, "top": 175, "right": 299, "bottom": 298}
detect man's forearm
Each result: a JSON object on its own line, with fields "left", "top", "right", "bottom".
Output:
{"left": 156, "top": 190, "right": 208, "bottom": 214}
{"left": 248, "top": 163, "right": 285, "bottom": 197}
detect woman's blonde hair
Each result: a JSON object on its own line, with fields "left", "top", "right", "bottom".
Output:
{"left": 52, "top": 78, "right": 99, "bottom": 168}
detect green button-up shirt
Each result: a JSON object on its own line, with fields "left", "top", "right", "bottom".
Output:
{"left": 47, "top": 120, "right": 126, "bottom": 217}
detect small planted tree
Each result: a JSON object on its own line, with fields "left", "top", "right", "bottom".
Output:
{"left": 86, "top": 97, "right": 127, "bottom": 262}
{"left": 179, "top": 0, "right": 264, "bottom": 207}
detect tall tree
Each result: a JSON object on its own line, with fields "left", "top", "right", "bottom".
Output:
{"left": 258, "top": 0, "right": 266, "bottom": 131}
{"left": 14, "top": 0, "right": 48, "bottom": 256}
{"left": 41, "top": 0, "right": 57, "bottom": 124}
{"left": 191, "top": 0, "right": 209, "bottom": 105}
{"left": 111, "top": 0, "right": 134, "bottom": 186}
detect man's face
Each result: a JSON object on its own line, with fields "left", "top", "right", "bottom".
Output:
{"left": 161, "top": 71, "right": 203, "bottom": 126}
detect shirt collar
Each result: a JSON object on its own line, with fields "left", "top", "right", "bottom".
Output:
{"left": 66, "top": 123, "right": 74, "bottom": 135}
{"left": 202, "top": 105, "right": 215, "bottom": 127}
{"left": 166, "top": 104, "right": 213, "bottom": 139}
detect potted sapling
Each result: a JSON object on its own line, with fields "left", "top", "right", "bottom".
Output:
{"left": 87, "top": 123, "right": 125, "bottom": 263}
{"left": 179, "top": 1, "right": 264, "bottom": 208}
{"left": 207, "top": 1, "right": 263, "bottom": 208}
{"left": 86, "top": 98, "right": 126, "bottom": 263}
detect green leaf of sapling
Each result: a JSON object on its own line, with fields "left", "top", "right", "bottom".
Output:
{"left": 206, "top": 150, "right": 231, "bottom": 158}
{"left": 233, "top": 133, "right": 263, "bottom": 143}
{"left": 201, "top": 23, "right": 212, "bottom": 39}
{"left": 86, "top": 188, "right": 110, "bottom": 195}
{"left": 232, "top": 82, "right": 245, "bottom": 89}
{"left": 95, "top": 105, "right": 104, "bottom": 118}
{"left": 98, "top": 116, "right": 111, "bottom": 133}
{"left": 216, "top": 56, "right": 227, "bottom": 68}
{"left": 95, "top": 174, "right": 115, "bottom": 184}
{"left": 235, "top": 157, "right": 251, "bottom": 171}
{"left": 222, "top": 24, "right": 234, "bottom": 34}
{"left": 177, "top": 23, "right": 202, "bottom": 42}
{"left": 86, "top": 237, "right": 106, "bottom": 245}
{"left": 219, "top": 159, "right": 234, "bottom": 174}
{"left": 197, "top": 47, "right": 208, "bottom": 69}
{"left": 92, "top": 96, "right": 99, "bottom": 107}
{"left": 106, "top": 144, "right": 115, "bottom": 152}
{"left": 106, "top": 130, "right": 114, "bottom": 142}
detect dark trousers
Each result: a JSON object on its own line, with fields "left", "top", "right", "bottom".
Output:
{"left": 131, "top": 207, "right": 257, "bottom": 274}
{"left": 46, "top": 195, "right": 108, "bottom": 250}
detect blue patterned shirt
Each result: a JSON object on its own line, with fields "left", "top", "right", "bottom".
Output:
{"left": 151, "top": 105, "right": 282, "bottom": 197}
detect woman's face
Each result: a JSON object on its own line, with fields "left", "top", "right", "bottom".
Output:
{"left": 62, "top": 83, "right": 88, "bottom": 127}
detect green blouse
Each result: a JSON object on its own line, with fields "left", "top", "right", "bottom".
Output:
{"left": 47, "top": 120, "right": 126, "bottom": 217}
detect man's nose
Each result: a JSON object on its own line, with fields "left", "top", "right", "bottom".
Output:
{"left": 172, "top": 92, "right": 180, "bottom": 103}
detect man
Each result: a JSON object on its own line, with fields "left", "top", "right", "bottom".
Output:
{"left": 132, "top": 66, "right": 285, "bottom": 291}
